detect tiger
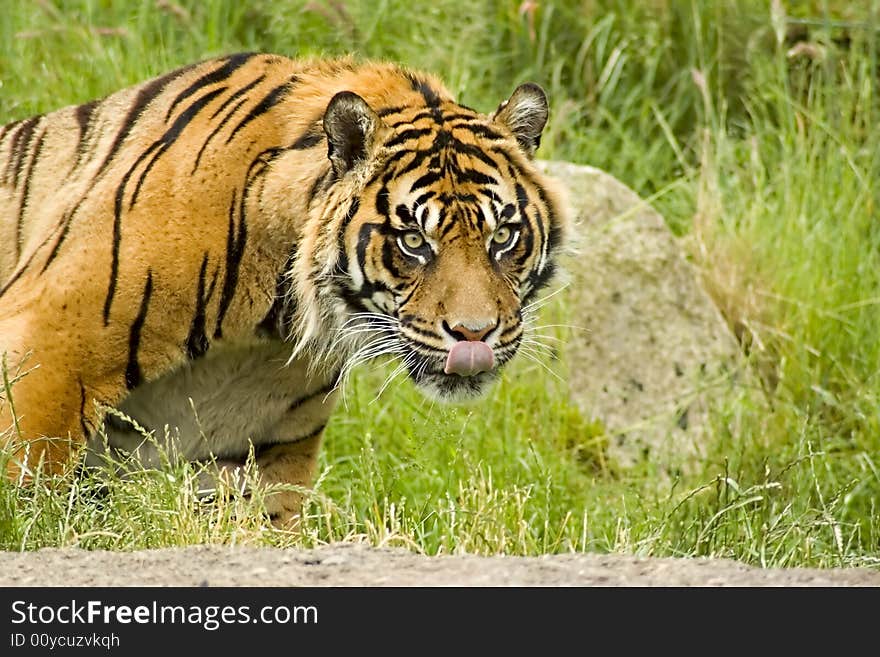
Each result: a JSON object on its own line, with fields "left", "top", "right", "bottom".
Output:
{"left": 0, "top": 52, "right": 567, "bottom": 525}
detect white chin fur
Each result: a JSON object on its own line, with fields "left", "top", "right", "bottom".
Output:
{"left": 415, "top": 373, "right": 495, "bottom": 403}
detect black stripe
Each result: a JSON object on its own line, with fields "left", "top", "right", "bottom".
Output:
{"left": 454, "top": 122, "right": 505, "bottom": 141}
{"left": 386, "top": 110, "right": 439, "bottom": 128}
{"left": 185, "top": 253, "right": 211, "bottom": 360}
{"left": 514, "top": 188, "right": 544, "bottom": 273}
{"left": 165, "top": 52, "right": 256, "bottom": 122}
{"left": 333, "top": 198, "right": 360, "bottom": 284}
{"left": 456, "top": 169, "right": 498, "bottom": 186}
{"left": 532, "top": 184, "right": 560, "bottom": 253}
{"left": 337, "top": 197, "right": 360, "bottom": 251}
{"left": 104, "top": 140, "right": 163, "bottom": 325}
{"left": 385, "top": 127, "right": 433, "bottom": 148}
{"left": 74, "top": 100, "right": 99, "bottom": 144}
{"left": 225, "top": 76, "right": 299, "bottom": 145}
{"left": 381, "top": 240, "right": 404, "bottom": 279}
{"left": 0, "top": 118, "right": 24, "bottom": 145}
{"left": 441, "top": 111, "right": 481, "bottom": 123}
{"left": 516, "top": 181, "right": 545, "bottom": 253}
{"left": 523, "top": 261, "right": 556, "bottom": 304}
{"left": 375, "top": 185, "right": 390, "bottom": 217}
{"left": 209, "top": 74, "right": 266, "bottom": 121}
{"left": 241, "top": 147, "right": 279, "bottom": 194}
{"left": 130, "top": 86, "right": 227, "bottom": 206}
{"left": 465, "top": 204, "right": 483, "bottom": 231}
{"left": 343, "top": 225, "right": 396, "bottom": 312}
{"left": 426, "top": 129, "right": 452, "bottom": 156}
{"left": 514, "top": 164, "right": 560, "bottom": 258}
{"left": 437, "top": 205, "right": 457, "bottom": 237}
{"left": 72, "top": 99, "right": 100, "bottom": 171}
{"left": 514, "top": 224, "right": 535, "bottom": 268}
{"left": 410, "top": 170, "right": 443, "bottom": 192}
{"left": 397, "top": 283, "right": 418, "bottom": 309}
{"left": 354, "top": 223, "right": 392, "bottom": 292}
{"left": 547, "top": 216, "right": 563, "bottom": 253}
{"left": 40, "top": 207, "right": 76, "bottom": 274}
{"left": 0, "top": 220, "right": 61, "bottom": 298}
{"left": 405, "top": 73, "right": 442, "bottom": 107}
{"left": 290, "top": 126, "right": 323, "bottom": 150}
{"left": 253, "top": 422, "right": 328, "bottom": 460}
{"left": 365, "top": 149, "right": 411, "bottom": 188}
{"left": 7, "top": 116, "right": 39, "bottom": 187}
{"left": 391, "top": 151, "right": 438, "bottom": 182}
{"left": 256, "top": 248, "right": 297, "bottom": 338}
{"left": 193, "top": 97, "right": 247, "bottom": 174}
{"left": 125, "top": 270, "right": 153, "bottom": 390}
{"left": 487, "top": 143, "right": 523, "bottom": 164}
{"left": 413, "top": 191, "right": 436, "bottom": 208}
{"left": 394, "top": 204, "right": 414, "bottom": 226}
{"left": 407, "top": 341, "right": 448, "bottom": 358}
{"left": 213, "top": 191, "right": 248, "bottom": 338}
{"left": 105, "top": 139, "right": 162, "bottom": 325}
{"left": 335, "top": 249, "right": 350, "bottom": 283}
{"left": 306, "top": 166, "right": 332, "bottom": 208}
{"left": 401, "top": 320, "right": 441, "bottom": 342}
{"left": 450, "top": 140, "right": 502, "bottom": 170}
{"left": 499, "top": 321, "right": 522, "bottom": 340}
{"left": 206, "top": 264, "right": 219, "bottom": 301}
{"left": 479, "top": 188, "right": 503, "bottom": 206}
{"left": 16, "top": 129, "right": 46, "bottom": 257}
{"left": 377, "top": 105, "right": 406, "bottom": 118}
{"left": 190, "top": 74, "right": 270, "bottom": 174}
{"left": 288, "top": 379, "right": 339, "bottom": 413}
{"left": 337, "top": 284, "right": 368, "bottom": 312}
{"left": 78, "top": 380, "right": 91, "bottom": 438}
{"left": 370, "top": 146, "right": 439, "bottom": 194}
{"left": 94, "top": 65, "right": 194, "bottom": 180}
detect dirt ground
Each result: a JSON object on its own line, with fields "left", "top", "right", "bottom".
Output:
{"left": 1, "top": 544, "right": 877, "bottom": 586}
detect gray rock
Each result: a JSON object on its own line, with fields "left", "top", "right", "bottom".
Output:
{"left": 538, "top": 160, "right": 750, "bottom": 468}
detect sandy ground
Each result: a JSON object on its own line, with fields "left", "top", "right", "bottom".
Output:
{"left": 0, "top": 543, "right": 877, "bottom": 586}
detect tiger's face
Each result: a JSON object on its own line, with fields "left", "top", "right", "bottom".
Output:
{"left": 298, "top": 81, "right": 564, "bottom": 402}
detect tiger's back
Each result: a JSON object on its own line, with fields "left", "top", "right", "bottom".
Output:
{"left": 0, "top": 52, "right": 566, "bottom": 523}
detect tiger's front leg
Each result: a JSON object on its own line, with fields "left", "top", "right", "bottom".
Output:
{"left": 253, "top": 383, "right": 337, "bottom": 527}
{"left": 253, "top": 431, "right": 325, "bottom": 527}
{"left": 92, "top": 339, "right": 340, "bottom": 527}
{"left": 211, "top": 405, "right": 333, "bottom": 528}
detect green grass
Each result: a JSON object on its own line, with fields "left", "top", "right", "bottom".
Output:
{"left": 1, "top": 0, "right": 879, "bottom": 568}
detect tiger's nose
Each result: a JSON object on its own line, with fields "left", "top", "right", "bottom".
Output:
{"left": 442, "top": 320, "right": 497, "bottom": 342}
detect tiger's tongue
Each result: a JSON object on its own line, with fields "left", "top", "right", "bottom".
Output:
{"left": 444, "top": 341, "right": 495, "bottom": 376}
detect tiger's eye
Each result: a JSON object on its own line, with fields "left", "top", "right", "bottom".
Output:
{"left": 493, "top": 225, "right": 512, "bottom": 245}
{"left": 403, "top": 231, "right": 425, "bottom": 249}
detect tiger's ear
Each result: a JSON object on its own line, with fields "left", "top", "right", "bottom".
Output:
{"left": 323, "top": 91, "right": 385, "bottom": 177}
{"left": 491, "top": 83, "right": 549, "bottom": 158}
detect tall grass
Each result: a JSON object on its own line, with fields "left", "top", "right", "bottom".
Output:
{"left": 1, "top": 0, "right": 878, "bottom": 567}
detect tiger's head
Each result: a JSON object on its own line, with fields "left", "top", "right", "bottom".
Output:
{"left": 290, "top": 76, "right": 566, "bottom": 402}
